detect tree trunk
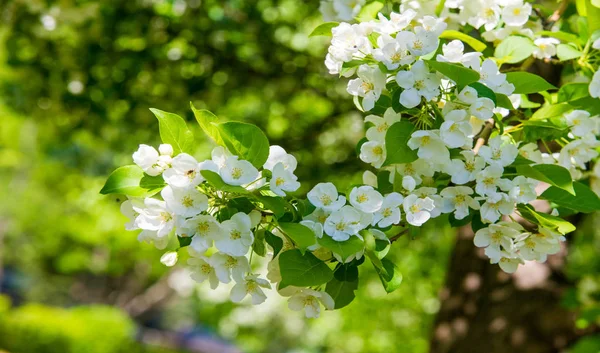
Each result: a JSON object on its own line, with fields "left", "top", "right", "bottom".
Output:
{"left": 430, "top": 226, "right": 581, "bottom": 353}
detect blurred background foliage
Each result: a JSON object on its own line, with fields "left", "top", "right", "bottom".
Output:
{"left": 0, "top": 0, "right": 599, "bottom": 352}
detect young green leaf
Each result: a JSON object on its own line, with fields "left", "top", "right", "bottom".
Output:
{"left": 278, "top": 222, "right": 317, "bottom": 250}
{"left": 190, "top": 103, "right": 223, "bottom": 145}
{"left": 557, "top": 44, "right": 584, "bottom": 61}
{"left": 383, "top": 120, "right": 419, "bottom": 166}
{"left": 372, "top": 258, "right": 403, "bottom": 293}
{"left": 215, "top": 121, "right": 270, "bottom": 169}
{"left": 516, "top": 164, "right": 575, "bottom": 195}
{"left": 317, "top": 235, "right": 365, "bottom": 263}
{"left": 540, "top": 182, "right": 600, "bottom": 213}
{"left": 150, "top": 108, "right": 194, "bottom": 154}
{"left": 439, "top": 30, "right": 487, "bottom": 51}
{"left": 506, "top": 72, "right": 557, "bottom": 94}
{"left": 200, "top": 170, "right": 249, "bottom": 194}
{"left": 264, "top": 230, "right": 283, "bottom": 257}
{"left": 468, "top": 82, "right": 497, "bottom": 105}
{"left": 279, "top": 250, "right": 334, "bottom": 289}
{"left": 357, "top": 1, "right": 384, "bottom": 21}
{"left": 517, "top": 204, "right": 576, "bottom": 235}
{"left": 309, "top": 22, "right": 339, "bottom": 37}
{"left": 256, "top": 195, "right": 290, "bottom": 219}
{"left": 325, "top": 265, "right": 359, "bottom": 309}
{"left": 425, "top": 61, "right": 481, "bottom": 88}
{"left": 494, "top": 36, "right": 536, "bottom": 64}
{"left": 496, "top": 93, "right": 515, "bottom": 110}
{"left": 558, "top": 83, "right": 590, "bottom": 103}
{"left": 100, "top": 165, "right": 164, "bottom": 196}
{"left": 530, "top": 102, "right": 573, "bottom": 121}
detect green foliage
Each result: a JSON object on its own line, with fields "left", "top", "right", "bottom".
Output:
{"left": 151, "top": 108, "right": 195, "bottom": 154}
{"left": 505, "top": 72, "right": 557, "bottom": 94}
{"left": 0, "top": 304, "right": 135, "bottom": 353}
{"left": 373, "top": 258, "right": 403, "bottom": 293}
{"left": 516, "top": 164, "right": 575, "bottom": 194}
{"left": 309, "top": 22, "right": 339, "bottom": 37}
{"left": 439, "top": 30, "right": 486, "bottom": 51}
{"left": 216, "top": 122, "right": 270, "bottom": 169}
{"left": 326, "top": 264, "right": 359, "bottom": 309}
{"left": 495, "top": 36, "right": 535, "bottom": 64}
{"left": 517, "top": 204, "right": 576, "bottom": 235}
{"left": 318, "top": 235, "right": 365, "bottom": 262}
{"left": 541, "top": 182, "right": 600, "bottom": 213}
{"left": 278, "top": 249, "right": 334, "bottom": 289}
{"left": 278, "top": 222, "right": 317, "bottom": 250}
{"left": 383, "top": 121, "right": 418, "bottom": 166}
{"left": 100, "top": 165, "right": 165, "bottom": 196}
{"left": 425, "top": 61, "right": 480, "bottom": 88}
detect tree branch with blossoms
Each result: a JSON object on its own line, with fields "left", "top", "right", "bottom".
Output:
{"left": 101, "top": 1, "right": 600, "bottom": 318}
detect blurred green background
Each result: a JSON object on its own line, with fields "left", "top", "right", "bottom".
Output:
{"left": 0, "top": 1, "right": 598, "bottom": 352}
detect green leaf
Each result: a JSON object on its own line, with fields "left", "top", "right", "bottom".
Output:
{"left": 317, "top": 235, "right": 365, "bottom": 262}
{"left": 150, "top": 108, "right": 194, "bottom": 155}
{"left": 516, "top": 164, "right": 575, "bottom": 195}
{"left": 190, "top": 103, "right": 223, "bottom": 145}
{"left": 252, "top": 229, "right": 266, "bottom": 257}
{"left": 279, "top": 250, "right": 334, "bottom": 289}
{"left": 506, "top": 72, "right": 557, "bottom": 94}
{"left": 569, "top": 96, "right": 600, "bottom": 115}
{"left": 558, "top": 83, "right": 590, "bottom": 103}
{"left": 522, "top": 118, "right": 569, "bottom": 142}
{"left": 256, "top": 195, "right": 290, "bottom": 219}
{"left": 494, "top": 36, "right": 536, "bottom": 64}
{"left": 425, "top": 60, "right": 480, "bottom": 88}
{"left": 468, "top": 82, "right": 497, "bottom": 105}
{"left": 557, "top": 44, "right": 584, "bottom": 61}
{"left": 178, "top": 236, "right": 192, "bottom": 247}
{"left": 530, "top": 102, "right": 573, "bottom": 121}
{"left": 376, "top": 170, "right": 393, "bottom": 194}
{"left": 200, "top": 170, "right": 249, "bottom": 194}
{"left": 215, "top": 121, "right": 270, "bottom": 169}
{"left": 265, "top": 230, "right": 283, "bottom": 257}
{"left": 309, "top": 22, "right": 339, "bottom": 37}
{"left": 372, "top": 258, "right": 403, "bottom": 293}
{"left": 587, "top": 0, "right": 600, "bottom": 33}
{"left": 100, "top": 165, "right": 164, "bottom": 196}
{"left": 439, "top": 30, "right": 487, "bottom": 51}
{"left": 536, "top": 30, "right": 582, "bottom": 45}
{"left": 325, "top": 265, "right": 359, "bottom": 309}
{"left": 496, "top": 93, "right": 515, "bottom": 110}
{"left": 357, "top": 1, "right": 384, "bottom": 21}
{"left": 516, "top": 204, "right": 576, "bottom": 235}
{"left": 383, "top": 120, "right": 418, "bottom": 166}
{"left": 278, "top": 222, "right": 317, "bottom": 250}
{"left": 540, "top": 182, "right": 600, "bottom": 213}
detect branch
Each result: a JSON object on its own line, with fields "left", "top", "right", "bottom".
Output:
{"left": 473, "top": 119, "right": 495, "bottom": 154}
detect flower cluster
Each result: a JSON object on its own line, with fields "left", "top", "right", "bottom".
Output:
{"left": 322, "top": 10, "right": 597, "bottom": 273}
{"left": 121, "top": 142, "right": 341, "bottom": 317}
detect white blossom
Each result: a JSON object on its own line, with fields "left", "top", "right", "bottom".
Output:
{"left": 403, "top": 194, "right": 435, "bottom": 226}
{"left": 448, "top": 151, "right": 486, "bottom": 184}
{"left": 210, "top": 253, "right": 250, "bottom": 284}
{"left": 188, "top": 255, "right": 220, "bottom": 289}
{"left": 324, "top": 205, "right": 363, "bottom": 241}
{"left": 347, "top": 65, "right": 387, "bottom": 111}
{"left": 479, "top": 192, "right": 514, "bottom": 223}
{"left": 365, "top": 108, "right": 401, "bottom": 142}
{"left": 270, "top": 162, "right": 301, "bottom": 196}
{"left": 372, "top": 192, "right": 404, "bottom": 227}
{"left": 214, "top": 212, "right": 254, "bottom": 256}
{"left": 533, "top": 37, "right": 559, "bottom": 60}
{"left": 288, "top": 289, "right": 335, "bottom": 318}
{"left": 440, "top": 186, "right": 480, "bottom": 220}
{"left": 478, "top": 136, "right": 519, "bottom": 167}
{"left": 360, "top": 140, "right": 387, "bottom": 168}
{"left": 407, "top": 130, "right": 450, "bottom": 163}
{"left": 133, "top": 144, "right": 172, "bottom": 176}
{"left": 263, "top": 145, "right": 298, "bottom": 172}
{"left": 230, "top": 274, "right": 271, "bottom": 305}
{"left": 307, "top": 183, "right": 347, "bottom": 212}
{"left": 181, "top": 215, "right": 222, "bottom": 253}
{"left": 396, "top": 60, "right": 440, "bottom": 108}
{"left": 440, "top": 109, "right": 472, "bottom": 148}
{"left": 161, "top": 185, "right": 208, "bottom": 218}
{"left": 220, "top": 156, "right": 260, "bottom": 186}
{"left": 163, "top": 153, "right": 204, "bottom": 188}
{"left": 349, "top": 185, "right": 384, "bottom": 213}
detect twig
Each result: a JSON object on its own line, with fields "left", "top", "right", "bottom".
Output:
{"left": 473, "top": 119, "right": 495, "bottom": 154}
{"left": 548, "top": 0, "right": 569, "bottom": 24}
